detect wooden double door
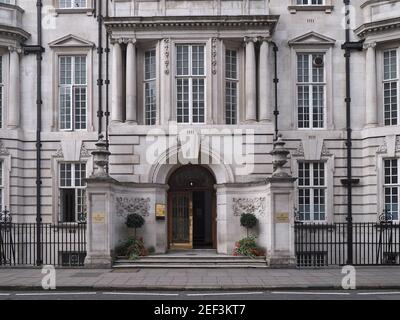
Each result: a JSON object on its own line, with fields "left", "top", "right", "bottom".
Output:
{"left": 167, "top": 166, "right": 216, "bottom": 250}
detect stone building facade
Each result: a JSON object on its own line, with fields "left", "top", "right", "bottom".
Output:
{"left": 0, "top": 0, "right": 400, "bottom": 259}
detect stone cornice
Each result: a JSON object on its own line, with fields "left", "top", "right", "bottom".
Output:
{"left": 104, "top": 15, "right": 280, "bottom": 33}
{"left": 355, "top": 16, "right": 400, "bottom": 38}
{"left": 0, "top": 24, "right": 30, "bottom": 43}
{"left": 0, "top": 2, "right": 24, "bottom": 14}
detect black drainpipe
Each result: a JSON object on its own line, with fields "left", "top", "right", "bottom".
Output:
{"left": 96, "top": 0, "right": 104, "bottom": 136}
{"left": 22, "top": 0, "right": 45, "bottom": 266}
{"left": 271, "top": 42, "right": 279, "bottom": 141}
{"left": 341, "top": 0, "right": 363, "bottom": 265}
{"left": 105, "top": 0, "right": 110, "bottom": 149}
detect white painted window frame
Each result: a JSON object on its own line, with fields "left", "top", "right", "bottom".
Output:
{"left": 172, "top": 40, "right": 208, "bottom": 125}
{"left": 58, "top": 162, "right": 87, "bottom": 223}
{"left": 52, "top": 47, "right": 93, "bottom": 132}
{"left": 0, "top": 54, "right": 4, "bottom": 129}
{"left": 58, "top": 55, "right": 88, "bottom": 131}
{"left": 382, "top": 158, "right": 400, "bottom": 222}
{"left": 382, "top": 47, "right": 400, "bottom": 127}
{"left": 144, "top": 48, "right": 157, "bottom": 126}
{"left": 291, "top": 154, "right": 334, "bottom": 224}
{"left": 224, "top": 47, "right": 239, "bottom": 125}
{"left": 291, "top": 46, "right": 333, "bottom": 131}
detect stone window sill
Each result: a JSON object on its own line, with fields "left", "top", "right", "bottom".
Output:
{"left": 288, "top": 5, "right": 334, "bottom": 14}
{"left": 55, "top": 8, "right": 94, "bottom": 16}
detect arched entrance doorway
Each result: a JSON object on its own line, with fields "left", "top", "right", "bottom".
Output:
{"left": 168, "top": 165, "right": 216, "bottom": 250}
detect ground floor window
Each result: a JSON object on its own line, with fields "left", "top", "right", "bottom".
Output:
{"left": 0, "top": 160, "right": 3, "bottom": 211}
{"left": 59, "top": 162, "right": 87, "bottom": 223}
{"left": 298, "top": 161, "right": 327, "bottom": 222}
{"left": 384, "top": 159, "right": 399, "bottom": 221}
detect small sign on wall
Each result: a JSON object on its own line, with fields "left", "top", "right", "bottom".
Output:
{"left": 276, "top": 212, "right": 289, "bottom": 223}
{"left": 156, "top": 204, "right": 166, "bottom": 220}
{"left": 93, "top": 212, "right": 106, "bottom": 224}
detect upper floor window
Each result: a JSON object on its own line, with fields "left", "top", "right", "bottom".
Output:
{"left": 225, "top": 49, "right": 238, "bottom": 125}
{"left": 297, "top": 53, "right": 325, "bottom": 129}
{"left": 384, "top": 159, "right": 399, "bottom": 221}
{"left": 296, "top": 0, "right": 324, "bottom": 4}
{"left": 59, "top": 0, "right": 87, "bottom": 8}
{"left": 176, "top": 44, "right": 205, "bottom": 124}
{"left": 0, "top": 56, "right": 3, "bottom": 129}
{"left": 298, "top": 162, "right": 326, "bottom": 222}
{"left": 59, "top": 162, "right": 87, "bottom": 223}
{"left": 144, "top": 49, "right": 156, "bottom": 125}
{"left": 383, "top": 49, "right": 399, "bottom": 126}
{"left": 59, "top": 55, "right": 87, "bottom": 131}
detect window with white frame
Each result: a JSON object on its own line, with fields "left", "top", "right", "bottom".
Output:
{"left": 296, "top": 0, "right": 324, "bottom": 4}
{"left": 176, "top": 44, "right": 206, "bottom": 124}
{"left": 59, "top": 56, "right": 87, "bottom": 131}
{"left": 59, "top": 0, "right": 87, "bottom": 8}
{"left": 298, "top": 162, "right": 326, "bottom": 221}
{"left": 297, "top": 53, "right": 326, "bottom": 129}
{"left": 0, "top": 55, "right": 3, "bottom": 129}
{"left": 225, "top": 49, "right": 238, "bottom": 125}
{"left": 0, "top": 161, "right": 3, "bottom": 211}
{"left": 384, "top": 159, "right": 399, "bottom": 221}
{"left": 59, "top": 162, "right": 87, "bottom": 223}
{"left": 383, "top": 49, "right": 399, "bottom": 126}
{"left": 144, "top": 49, "right": 156, "bottom": 125}
{"left": 0, "top": 0, "right": 12, "bottom": 4}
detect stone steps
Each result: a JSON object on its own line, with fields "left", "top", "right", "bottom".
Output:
{"left": 113, "top": 255, "right": 268, "bottom": 269}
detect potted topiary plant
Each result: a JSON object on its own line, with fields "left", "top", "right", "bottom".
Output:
{"left": 240, "top": 213, "right": 258, "bottom": 237}
{"left": 126, "top": 213, "right": 145, "bottom": 239}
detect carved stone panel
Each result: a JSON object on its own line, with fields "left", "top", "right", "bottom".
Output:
{"left": 233, "top": 197, "right": 266, "bottom": 217}
{"left": 116, "top": 197, "right": 151, "bottom": 218}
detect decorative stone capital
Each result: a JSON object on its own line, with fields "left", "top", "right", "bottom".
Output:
{"left": 244, "top": 36, "right": 258, "bottom": 44}
{"left": 7, "top": 46, "right": 22, "bottom": 54}
{"left": 363, "top": 42, "right": 376, "bottom": 50}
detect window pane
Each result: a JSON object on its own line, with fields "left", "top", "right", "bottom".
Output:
{"left": 75, "top": 163, "right": 86, "bottom": 187}
{"left": 384, "top": 82, "right": 398, "bottom": 126}
{"left": 312, "top": 54, "right": 324, "bottom": 83}
{"left": 74, "top": 87, "right": 87, "bottom": 130}
{"left": 176, "top": 45, "right": 189, "bottom": 76}
{"left": 192, "top": 45, "right": 205, "bottom": 76}
{"left": 0, "top": 56, "right": 3, "bottom": 129}
{"left": 59, "top": 57, "right": 72, "bottom": 85}
{"left": 384, "top": 50, "right": 398, "bottom": 81}
{"left": 60, "top": 86, "right": 72, "bottom": 130}
{"left": 192, "top": 78, "right": 205, "bottom": 123}
{"left": 298, "top": 85, "right": 310, "bottom": 128}
{"left": 145, "top": 49, "right": 156, "bottom": 80}
{"left": 226, "top": 49, "right": 237, "bottom": 80}
{"left": 177, "top": 79, "right": 189, "bottom": 123}
{"left": 74, "top": 56, "right": 86, "bottom": 85}
{"left": 313, "top": 189, "right": 326, "bottom": 221}
{"left": 312, "top": 85, "right": 324, "bottom": 128}
{"left": 60, "top": 163, "right": 72, "bottom": 187}
{"left": 76, "top": 189, "right": 87, "bottom": 222}
{"left": 297, "top": 54, "right": 309, "bottom": 83}
{"left": 145, "top": 81, "right": 157, "bottom": 125}
{"left": 226, "top": 81, "right": 237, "bottom": 125}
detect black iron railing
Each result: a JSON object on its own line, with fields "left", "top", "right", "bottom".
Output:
{"left": 0, "top": 222, "right": 87, "bottom": 267}
{"left": 295, "top": 222, "right": 400, "bottom": 267}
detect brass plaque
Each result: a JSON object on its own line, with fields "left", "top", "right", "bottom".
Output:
{"left": 93, "top": 212, "right": 105, "bottom": 224}
{"left": 156, "top": 204, "right": 166, "bottom": 218}
{"left": 276, "top": 212, "right": 289, "bottom": 223}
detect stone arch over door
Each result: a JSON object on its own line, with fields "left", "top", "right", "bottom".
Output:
{"left": 147, "top": 146, "right": 235, "bottom": 185}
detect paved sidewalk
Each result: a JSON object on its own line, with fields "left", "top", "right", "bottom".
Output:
{"left": 0, "top": 267, "right": 400, "bottom": 290}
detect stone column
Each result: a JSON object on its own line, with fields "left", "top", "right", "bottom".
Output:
{"left": 126, "top": 40, "right": 137, "bottom": 123}
{"left": 111, "top": 41, "right": 124, "bottom": 123}
{"left": 8, "top": 47, "right": 20, "bottom": 128}
{"left": 365, "top": 42, "right": 377, "bottom": 127}
{"left": 259, "top": 39, "right": 271, "bottom": 122}
{"left": 245, "top": 37, "right": 257, "bottom": 122}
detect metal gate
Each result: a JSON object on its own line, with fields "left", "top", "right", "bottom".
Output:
{"left": 295, "top": 222, "right": 400, "bottom": 267}
{"left": 0, "top": 221, "right": 87, "bottom": 267}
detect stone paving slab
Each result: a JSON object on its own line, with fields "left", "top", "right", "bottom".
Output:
{"left": 0, "top": 267, "right": 400, "bottom": 290}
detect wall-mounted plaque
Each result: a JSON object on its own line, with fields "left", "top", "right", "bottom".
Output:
{"left": 93, "top": 212, "right": 106, "bottom": 224}
{"left": 156, "top": 204, "right": 166, "bottom": 219}
{"left": 276, "top": 212, "right": 289, "bottom": 223}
